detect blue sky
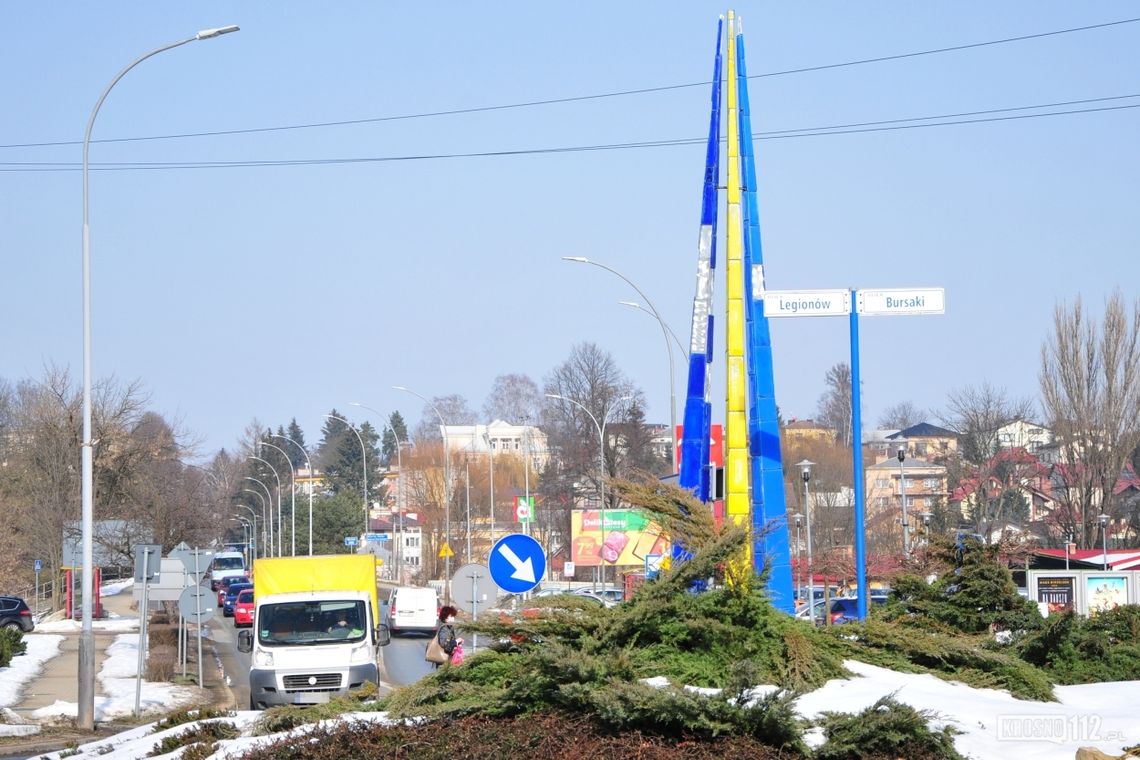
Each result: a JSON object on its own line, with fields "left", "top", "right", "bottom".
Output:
{"left": 2, "top": 3, "right": 1137, "bottom": 458}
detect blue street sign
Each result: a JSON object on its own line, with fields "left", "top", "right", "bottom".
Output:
{"left": 34, "top": 559, "right": 42, "bottom": 573}
{"left": 489, "top": 533, "right": 546, "bottom": 594}
{"left": 365, "top": 533, "right": 390, "bottom": 542}
{"left": 344, "top": 536, "right": 359, "bottom": 547}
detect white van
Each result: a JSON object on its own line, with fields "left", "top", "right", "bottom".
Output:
{"left": 387, "top": 586, "right": 438, "bottom": 635}
{"left": 209, "top": 551, "right": 247, "bottom": 590}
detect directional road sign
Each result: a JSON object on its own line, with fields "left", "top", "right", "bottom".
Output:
{"left": 450, "top": 564, "right": 498, "bottom": 615}
{"left": 489, "top": 533, "right": 546, "bottom": 594}
{"left": 365, "top": 533, "right": 390, "bottom": 542}
{"left": 856, "top": 287, "right": 945, "bottom": 316}
{"left": 178, "top": 584, "right": 214, "bottom": 624}
{"left": 133, "top": 544, "right": 163, "bottom": 583}
{"left": 763, "top": 289, "right": 851, "bottom": 318}
{"left": 344, "top": 536, "right": 359, "bottom": 547}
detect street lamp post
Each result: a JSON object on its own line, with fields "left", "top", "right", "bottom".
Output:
{"left": 1098, "top": 513, "right": 1110, "bottom": 571}
{"left": 484, "top": 432, "right": 495, "bottom": 545}
{"left": 240, "top": 495, "right": 266, "bottom": 560}
{"left": 258, "top": 441, "right": 297, "bottom": 557}
{"left": 394, "top": 387, "right": 452, "bottom": 598}
{"left": 273, "top": 434, "right": 314, "bottom": 556}
{"left": 897, "top": 444, "right": 911, "bottom": 559}
{"left": 793, "top": 513, "right": 803, "bottom": 607}
{"left": 350, "top": 403, "right": 407, "bottom": 583}
{"left": 247, "top": 459, "right": 281, "bottom": 557}
{"left": 233, "top": 517, "right": 254, "bottom": 563}
{"left": 78, "top": 23, "right": 239, "bottom": 731}
{"left": 236, "top": 506, "right": 258, "bottom": 563}
{"left": 546, "top": 393, "right": 629, "bottom": 586}
{"left": 797, "top": 460, "right": 816, "bottom": 623}
{"left": 563, "top": 256, "right": 677, "bottom": 472}
{"left": 326, "top": 414, "right": 370, "bottom": 539}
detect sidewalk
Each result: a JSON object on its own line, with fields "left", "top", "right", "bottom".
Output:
{"left": 9, "top": 589, "right": 228, "bottom": 724}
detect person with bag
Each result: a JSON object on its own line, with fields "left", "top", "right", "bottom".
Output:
{"left": 425, "top": 604, "right": 462, "bottom": 668}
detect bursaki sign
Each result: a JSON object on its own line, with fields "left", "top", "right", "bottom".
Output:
{"left": 857, "top": 288, "right": 945, "bottom": 316}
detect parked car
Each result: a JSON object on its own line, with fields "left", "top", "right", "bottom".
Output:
{"left": 0, "top": 596, "right": 34, "bottom": 632}
{"left": 828, "top": 596, "right": 887, "bottom": 625}
{"left": 223, "top": 582, "right": 253, "bottom": 617}
{"left": 232, "top": 589, "right": 254, "bottom": 628}
{"left": 574, "top": 587, "right": 623, "bottom": 605}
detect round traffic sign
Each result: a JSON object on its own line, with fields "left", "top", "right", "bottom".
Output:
{"left": 450, "top": 564, "right": 499, "bottom": 615}
{"left": 178, "top": 584, "right": 215, "bottom": 624}
{"left": 488, "top": 534, "right": 546, "bottom": 595}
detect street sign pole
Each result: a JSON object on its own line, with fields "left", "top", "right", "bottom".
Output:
{"left": 765, "top": 286, "right": 944, "bottom": 621}
{"left": 194, "top": 549, "right": 203, "bottom": 688}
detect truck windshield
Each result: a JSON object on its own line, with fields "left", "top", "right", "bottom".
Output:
{"left": 213, "top": 557, "right": 244, "bottom": 570}
{"left": 258, "top": 600, "right": 367, "bottom": 646}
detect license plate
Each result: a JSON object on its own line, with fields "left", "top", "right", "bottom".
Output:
{"left": 292, "top": 692, "right": 330, "bottom": 704}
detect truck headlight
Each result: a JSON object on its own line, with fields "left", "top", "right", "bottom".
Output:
{"left": 349, "top": 642, "right": 373, "bottom": 664}
{"left": 254, "top": 649, "right": 274, "bottom": 668}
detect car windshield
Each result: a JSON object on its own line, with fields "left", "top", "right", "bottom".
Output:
{"left": 237, "top": 590, "right": 253, "bottom": 603}
{"left": 214, "top": 557, "right": 244, "bottom": 570}
{"left": 227, "top": 584, "right": 252, "bottom": 599}
{"left": 258, "top": 600, "right": 367, "bottom": 646}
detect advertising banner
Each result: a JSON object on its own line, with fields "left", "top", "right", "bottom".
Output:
{"left": 1086, "top": 576, "right": 1128, "bottom": 616}
{"left": 570, "top": 510, "right": 669, "bottom": 568}
{"left": 1036, "top": 576, "right": 1075, "bottom": 615}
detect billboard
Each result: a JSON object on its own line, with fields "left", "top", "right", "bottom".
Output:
{"left": 1086, "top": 575, "right": 1128, "bottom": 616}
{"left": 1036, "top": 576, "right": 1075, "bottom": 615}
{"left": 570, "top": 510, "right": 669, "bottom": 568}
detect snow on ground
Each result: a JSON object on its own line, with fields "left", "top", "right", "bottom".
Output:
{"left": 795, "top": 660, "right": 1139, "bottom": 759}
{"left": 33, "top": 711, "right": 406, "bottom": 760}
{"left": 0, "top": 634, "right": 64, "bottom": 710}
{"left": 36, "top": 616, "right": 140, "bottom": 634}
{"left": 100, "top": 579, "right": 135, "bottom": 596}
{"left": 31, "top": 633, "right": 199, "bottom": 723}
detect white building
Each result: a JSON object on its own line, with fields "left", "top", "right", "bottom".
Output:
{"left": 995, "top": 419, "right": 1053, "bottom": 453}
{"left": 441, "top": 420, "right": 550, "bottom": 471}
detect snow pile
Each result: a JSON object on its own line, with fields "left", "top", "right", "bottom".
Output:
{"left": 31, "top": 633, "right": 198, "bottom": 722}
{"left": 0, "top": 634, "right": 64, "bottom": 711}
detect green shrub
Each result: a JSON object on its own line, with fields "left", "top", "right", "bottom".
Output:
{"left": 152, "top": 706, "right": 234, "bottom": 732}
{"left": 1017, "top": 605, "right": 1140, "bottom": 684}
{"left": 0, "top": 626, "right": 27, "bottom": 667}
{"left": 147, "top": 720, "right": 239, "bottom": 756}
{"left": 813, "top": 695, "right": 964, "bottom": 760}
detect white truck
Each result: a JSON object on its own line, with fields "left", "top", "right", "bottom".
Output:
{"left": 209, "top": 551, "right": 247, "bottom": 591}
{"left": 236, "top": 554, "right": 390, "bottom": 709}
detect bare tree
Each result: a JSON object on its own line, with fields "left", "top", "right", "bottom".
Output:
{"left": 540, "top": 343, "right": 645, "bottom": 547}
{"left": 877, "top": 401, "right": 928, "bottom": 430}
{"left": 412, "top": 394, "right": 477, "bottom": 442}
{"left": 939, "top": 383, "right": 1035, "bottom": 464}
{"left": 816, "top": 363, "right": 854, "bottom": 448}
{"left": 483, "top": 373, "right": 541, "bottom": 424}
{"left": 1040, "top": 292, "right": 1140, "bottom": 548}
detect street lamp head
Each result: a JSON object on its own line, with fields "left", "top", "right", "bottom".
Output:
{"left": 793, "top": 513, "right": 802, "bottom": 527}
{"left": 1098, "top": 513, "right": 1110, "bottom": 526}
{"left": 196, "top": 25, "right": 240, "bottom": 40}
{"left": 561, "top": 256, "right": 589, "bottom": 263}
{"left": 896, "top": 445, "right": 906, "bottom": 463}
{"left": 618, "top": 300, "right": 641, "bottom": 309}
{"left": 796, "top": 459, "right": 815, "bottom": 482}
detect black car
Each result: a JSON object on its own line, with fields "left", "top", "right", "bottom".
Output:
{"left": 0, "top": 596, "right": 34, "bottom": 633}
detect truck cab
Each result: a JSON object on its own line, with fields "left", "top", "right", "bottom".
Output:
{"left": 236, "top": 555, "right": 390, "bottom": 709}
{"left": 209, "top": 551, "right": 247, "bottom": 591}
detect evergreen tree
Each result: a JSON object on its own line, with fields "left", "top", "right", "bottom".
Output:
{"left": 382, "top": 411, "right": 409, "bottom": 467}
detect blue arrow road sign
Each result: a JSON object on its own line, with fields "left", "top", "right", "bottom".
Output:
{"left": 489, "top": 533, "right": 546, "bottom": 594}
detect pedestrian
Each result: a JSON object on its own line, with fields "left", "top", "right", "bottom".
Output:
{"left": 427, "top": 604, "right": 462, "bottom": 669}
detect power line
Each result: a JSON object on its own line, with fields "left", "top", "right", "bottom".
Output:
{"left": 1, "top": 16, "right": 1136, "bottom": 151}
{"left": 2, "top": 97, "right": 1136, "bottom": 173}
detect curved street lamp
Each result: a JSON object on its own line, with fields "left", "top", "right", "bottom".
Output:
{"left": 351, "top": 402, "right": 408, "bottom": 583}
{"left": 242, "top": 490, "right": 268, "bottom": 559}
{"left": 563, "top": 256, "right": 676, "bottom": 472}
{"left": 326, "top": 414, "right": 370, "bottom": 539}
{"left": 272, "top": 434, "right": 315, "bottom": 556}
{"left": 258, "top": 441, "right": 297, "bottom": 557}
{"left": 393, "top": 386, "right": 452, "bottom": 597}
{"left": 545, "top": 393, "right": 630, "bottom": 586}
{"left": 246, "top": 460, "right": 281, "bottom": 557}
{"left": 77, "top": 23, "right": 239, "bottom": 731}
